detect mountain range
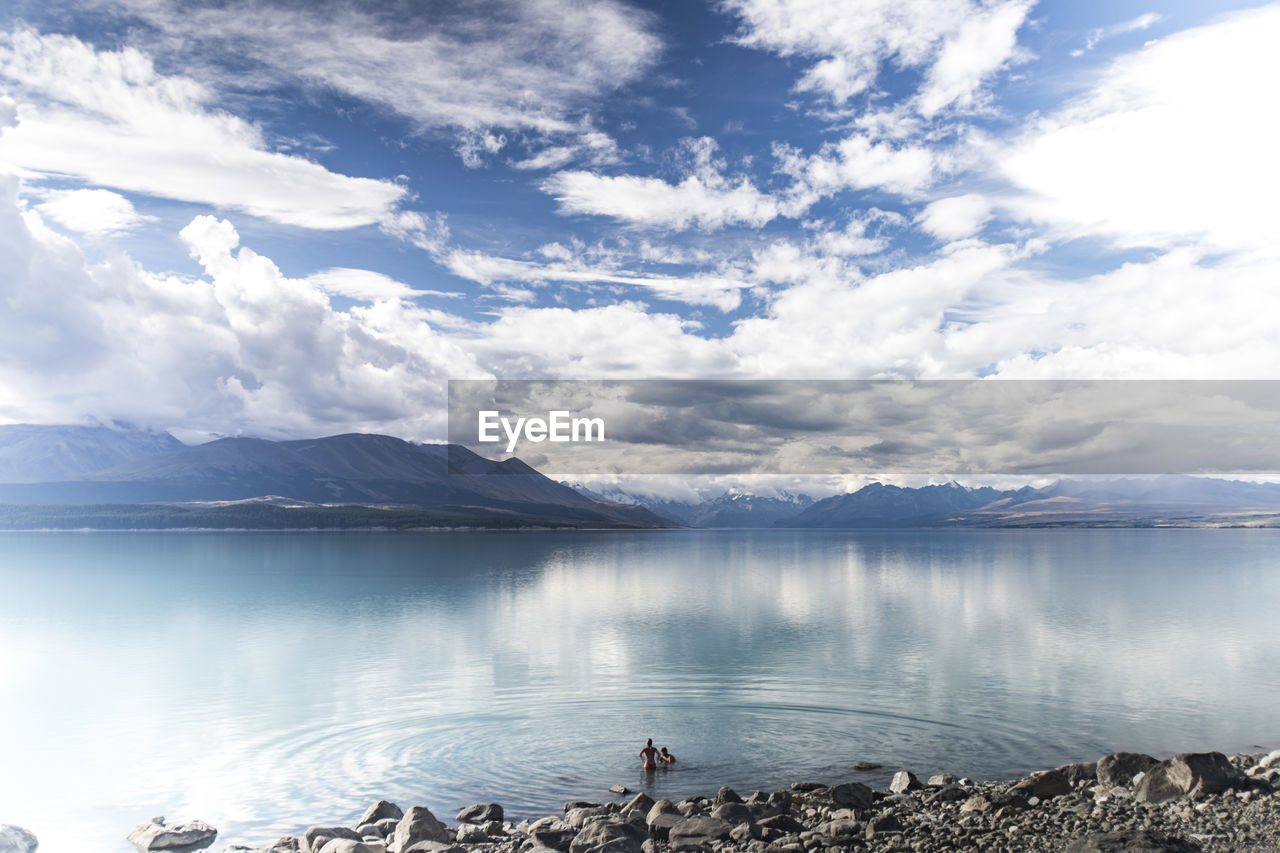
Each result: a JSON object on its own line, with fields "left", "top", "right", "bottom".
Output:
{"left": 0, "top": 425, "right": 671, "bottom": 529}
{"left": 3, "top": 424, "right": 1280, "bottom": 529}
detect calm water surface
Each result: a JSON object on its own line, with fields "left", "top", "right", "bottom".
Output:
{"left": 1, "top": 529, "right": 1278, "bottom": 850}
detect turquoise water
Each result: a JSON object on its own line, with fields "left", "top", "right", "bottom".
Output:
{"left": 1, "top": 529, "right": 1278, "bottom": 850}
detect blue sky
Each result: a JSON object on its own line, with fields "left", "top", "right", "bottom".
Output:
{"left": 0, "top": 0, "right": 1277, "bottom": 443}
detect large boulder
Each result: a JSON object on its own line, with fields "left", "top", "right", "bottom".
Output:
{"left": 668, "top": 816, "right": 732, "bottom": 848}
{"left": 568, "top": 821, "right": 646, "bottom": 853}
{"left": 830, "top": 781, "right": 874, "bottom": 811}
{"left": 388, "top": 807, "right": 450, "bottom": 853}
{"left": 303, "top": 827, "right": 363, "bottom": 853}
{"left": 1057, "top": 762, "right": 1098, "bottom": 785}
{"left": 1135, "top": 752, "right": 1244, "bottom": 804}
{"left": 708, "top": 802, "right": 752, "bottom": 826}
{"left": 888, "top": 771, "right": 919, "bottom": 793}
{"left": 0, "top": 826, "right": 38, "bottom": 853}
{"left": 623, "top": 793, "right": 655, "bottom": 816}
{"left": 359, "top": 803, "right": 404, "bottom": 826}
{"left": 529, "top": 818, "right": 576, "bottom": 852}
{"left": 712, "top": 787, "right": 742, "bottom": 806}
{"left": 456, "top": 804, "right": 502, "bottom": 824}
{"left": 1012, "top": 768, "right": 1073, "bottom": 799}
{"left": 1097, "top": 752, "right": 1158, "bottom": 788}
{"left": 127, "top": 818, "right": 218, "bottom": 851}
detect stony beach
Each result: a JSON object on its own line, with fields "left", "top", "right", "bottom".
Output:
{"left": 108, "top": 746, "right": 1280, "bottom": 853}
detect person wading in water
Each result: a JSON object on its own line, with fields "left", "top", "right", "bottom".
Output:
{"left": 639, "top": 738, "right": 659, "bottom": 771}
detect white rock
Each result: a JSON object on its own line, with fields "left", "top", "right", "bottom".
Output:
{"left": 1259, "top": 749, "right": 1280, "bottom": 770}
{"left": 0, "top": 825, "right": 38, "bottom": 853}
{"left": 127, "top": 818, "right": 218, "bottom": 851}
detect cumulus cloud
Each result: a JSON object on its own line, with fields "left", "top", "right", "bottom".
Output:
{"left": 542, "top": 137, "right": 781, "bottom": 231}
{"left": 1001, "top": 4, "right": 1280, "bottom": 254}
{"left": 916, "top": 194, "right": 993, "bottom": 241}
{"left": 0, "top": 27, "right": 407, "bottom": 230}
{"left": 775, "top": 133, "right": 944, "bottom": 200}
{"left": 34, "top": 188, "right": 155, "bottom": 237}
{"left": 723, "top": 0, "right": 1032, "bottom": 115}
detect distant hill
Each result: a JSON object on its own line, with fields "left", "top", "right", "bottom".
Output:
{"left": 0, "top": 431, "right": 675, "bottom": 529}
{"left": 0, "top": 424, "right": 184, "bottom": 483}
{"left": 774, "top": 476, "right": 1280, "bottom": 528}
{"left": 776, "top": 482, "right": 1007, "bottom": 527}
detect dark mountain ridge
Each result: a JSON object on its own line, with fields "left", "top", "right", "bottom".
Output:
{"left": 0, "top": 429, "right": 674, "bottom": 529}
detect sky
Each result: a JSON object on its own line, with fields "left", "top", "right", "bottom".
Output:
{"left": 1, "top": 0, "right": 1278, "bottom": 446}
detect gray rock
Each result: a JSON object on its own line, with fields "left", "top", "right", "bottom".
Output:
{"left": 1012, "top": 768, "right": 1073, "bottom": 799}
{"left": 388, "top": 807, "right": 450, "bottom": 853}
{"left": 708, "top": 803, "right": 752, "bottom": 826}
{"left": 456, "top": 804, "right": 503, "bottom": 824}
{"left": 128, "top": 818, "right": 219, "bottom": 851}
{"left": 0, "top": 826, "right": 38, "bottom": 853}
{"left": 454, "top": 825, "right": 487, "bottom": 844}
{"left": 668, "top": 816, "right": 732, "bottom": 847}
{"left": 623, "top": 793, "right": 655, "bottom": 816}
{"left": 1064, "top": 830, "right": 1202, "bottom": 852}
{"left": 864, "top": 814, "right": 902, "bottom": 839}
{"left": 757, "top": 815, "right": 805, "bottom": 835}
{"left": 302, "top": 828, "right": 362, "bottom": 853}
{"left": 924, "top": 785, "right": 969, "bottom": 804}
{"left": 816, "top": 818, "right": 860, "bottom": 839}
{"left": 265, "top": 838, "right": 300, "bottom": 853}
{"left": 529, "top": 818, "right": 576, "bottom": 851}
{"left": 713, "top": 787, "right": 742, "bottom": 806}
{"left": 926, "top": 773, "right": 957, "bottom": 787}
{"left": 1135, "top": 752, "right": 1244, "bottom": 804}
{"left": 565, "top": 807, "right": 612, "bottom": 828}
{"left": 359, "top": 802, "right": 405, "bottom": 827}
{"left": 645, "top": 814, "right": 681, "bottom": 842}
{"left": 317, "top": 842, "right": 385, "bottom": 853}
{"left": 888, "top": 771, "right": 919, "bottom": 793}
{"left": 608, "top": 786, "right": 628, "bottom": 796}
{"left": 374, "top": 820, "right": 399, "bottom": 838}
{"left": 355, "top": 824, "right": 383, "bottom": 840}
{"left": 563, "top": 802, "right": 600, "bottom": 813}
{"left": 959, "top": 794, "right": 993, "bottom": 813}
{"left": 1058, "top": 761, "right": 1098, "bottom": 784}
{"left": 790, "top": 781, "right": 826, "bottom": 792}
{"left": 1259, "top": 748, "right": 1280, "bottom": 770}
{"left": 765, "top": 791, "right": 791, "bottom": 813}
{"left": 830, "top": 781, "right": 874, "bottom": 811}
{"left": 568, "top": 821, "right": 646, "bottom": 853}
{"left": 1097, "top": 752, "right": 1159, "bottom": 788}
{"left": 400, "top": 844, "right": 463, "bottom": 853}
{"left": 852, "top": 761, "right": 882, "bottom": 771}
{"left": 645, "top": 801, "right": 678, "bottom": 823}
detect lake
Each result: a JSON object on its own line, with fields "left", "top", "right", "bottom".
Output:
{"left": 1, "top": 529, "right": 1278, "bottom": 850}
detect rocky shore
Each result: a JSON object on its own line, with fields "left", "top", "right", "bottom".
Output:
{"left": 127, "top": 748, "right": 1280, "bottom": 853}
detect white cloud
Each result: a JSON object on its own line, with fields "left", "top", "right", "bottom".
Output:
{"left": 1073, "top": 12, "right": 1163, "bottom": 56}
{"left": 83, "top": 0, "right": 659, "bottom": 161}
{"left": 34, "top": 188, "right": 155, "bottom": 237}
{"left": 723, "top": 0, "right": 1032, "bottom": 115}
{"left": 307, "top": 268, "right": 464, "bottom": 303}
{"left": 916, "top": 194, "right": 993, "bottom": 241}
{"left": 1001, "top": 4, "right": 1280, "bottom": 253}
{"left": 444, "top": 248, "right": 750, "bottom": 311}
{"left": 775, "top": 133, "right": 943, "bottom": 200}
{"left": 917, "top": 1, "right": 1033, "bottom": 117}
{"left": 542, "top": 137, "right": 781, "bottom": 231}
{"left": 0, "top": 27, "right": 408, "bottom": 230}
